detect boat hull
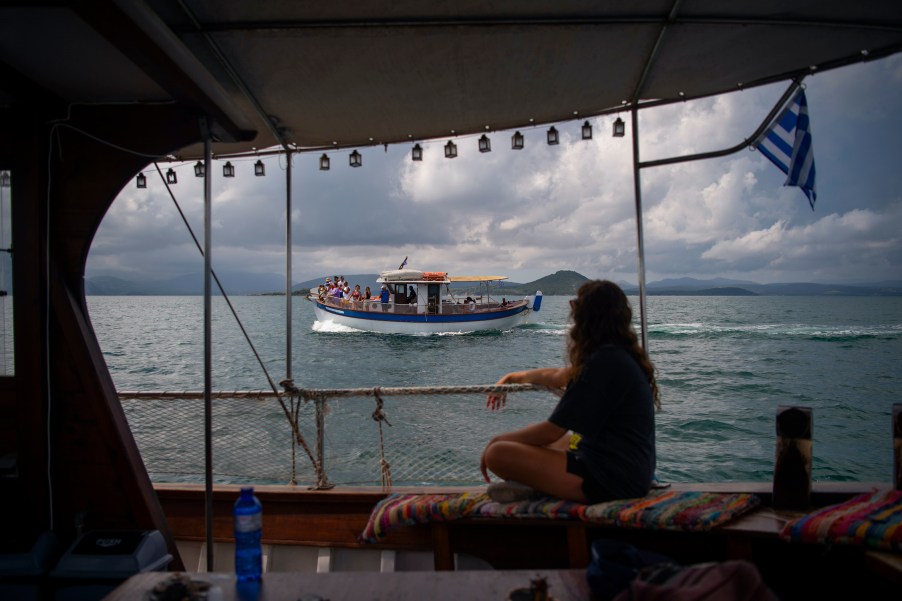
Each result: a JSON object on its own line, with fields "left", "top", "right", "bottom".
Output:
{"left": 311, "top": 300, "right": 532, "bottom": 334}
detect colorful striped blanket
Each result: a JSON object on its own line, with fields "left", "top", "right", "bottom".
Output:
{"left": 780, "top": 490, "right": 902, "bottom": 553}
{"left": 360, "top": 489, "right": 760, "bottom": 543}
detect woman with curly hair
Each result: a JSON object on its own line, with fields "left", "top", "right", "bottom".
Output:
{"left": 481, "top": 280, "right": 660, "bottom": 503}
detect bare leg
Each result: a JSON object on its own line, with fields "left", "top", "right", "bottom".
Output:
{"left": 483, "top": 440, "right": 588, "bottom": 503}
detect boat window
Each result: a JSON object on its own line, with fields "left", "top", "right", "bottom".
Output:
{"left": 0, "top": 170, "right": 12, "bottom": 376}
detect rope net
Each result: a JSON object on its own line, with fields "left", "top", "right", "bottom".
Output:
{"left": 119, "top": 383, "right": 559, "bottom": 487}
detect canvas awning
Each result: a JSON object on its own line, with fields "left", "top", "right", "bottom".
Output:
{"left": 1, "top": 1, "right": 900, "bottom": 157}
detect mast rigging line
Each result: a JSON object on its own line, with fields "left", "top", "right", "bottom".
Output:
{"left": 153, "top": 162, "right": 280, "bottom": 395}
{"left": 152, "top": 163, "right": 320, "bottom": 477}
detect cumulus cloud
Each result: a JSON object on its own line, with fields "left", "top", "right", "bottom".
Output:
{"left": 88, "top": 55, "right": 902, "bottom": 285}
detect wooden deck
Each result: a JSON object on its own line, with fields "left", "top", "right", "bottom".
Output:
{"left": 154, "top": 482, "right": 900, "bottom": 599}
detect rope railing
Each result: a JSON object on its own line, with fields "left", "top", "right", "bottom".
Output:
{"left": 118, "top": 383, "right": 560, "bottom": 489}
{"left": 117, "top": 383, "right": 555, "bottom": 400}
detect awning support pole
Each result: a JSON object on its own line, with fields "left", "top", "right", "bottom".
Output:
{"left": 630, "top": 107, "right": 648, "bottom": 350}
{"left": 201, "top": 120, "right": 214, "bottom": 571}
{"left": 629, "top": 78, "right": 803, "bottom": 350}
{"left": 285, "top": 154, "right": 293, "bottom": 380}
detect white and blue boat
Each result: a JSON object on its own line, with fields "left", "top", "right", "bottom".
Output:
{"left": 308, "top": 268, "right": 542, "bottom": 334}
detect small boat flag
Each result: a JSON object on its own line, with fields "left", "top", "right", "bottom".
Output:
{"left": 398, "top": 256, "right": 408, "bottom": 269}
{"left": 756, "top": 90, "right": 817, "bottom": 210}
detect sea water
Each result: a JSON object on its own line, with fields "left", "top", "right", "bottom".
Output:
{"left": 87, "top": 294, "right": 902, "bottom": 485}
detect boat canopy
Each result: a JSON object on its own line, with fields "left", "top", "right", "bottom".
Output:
{"left": 448, "top": 276, "right": 509, "bottom": 283}
{"left": 3, "top": 2, "right": 900, "bottom": 157}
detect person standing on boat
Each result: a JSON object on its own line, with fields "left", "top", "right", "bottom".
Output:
{"left": 481, "top": 280, "right": 660, "bottom": 504}
{"left": 379, "top": 284, "right": 391, "bottom": 311}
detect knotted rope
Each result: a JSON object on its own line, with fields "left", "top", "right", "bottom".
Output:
{"left": 371, "top": 387, "right": 393, "bottom": 489}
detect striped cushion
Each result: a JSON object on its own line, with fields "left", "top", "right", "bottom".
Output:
{"left": 360, "top": 490, "right": 761, "bottom": 542}
{"left": 472, "top": 497, "right": 587, "bottom": 520}
{"left": 359, "top": 493, "right": 488, "bottom": 542}
{"left": 583, "top": 490, "right": 760, "bottom": 531}
{"left": 780, "top": 490, "right": 902, "bottom": 552}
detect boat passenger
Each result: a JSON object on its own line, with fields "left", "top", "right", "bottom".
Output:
{"left": 364, "top": 285, "right": 372, "bottom": 302}
{"left": 481, "top": 280, "right": 659, "bottom": 504}
{"left": 379, "top": 284, "right": 391, "bottom": 311}
{"left": 408, "top": 286, "right": 417, "bottom": 304}
{"left": 351, "top": 284, "right": 362, "bottom": 306}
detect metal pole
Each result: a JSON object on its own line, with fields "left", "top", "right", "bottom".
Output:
{"left": 286, "top": 152, "right": 297, "bottom": 485}
{"left": 202, "top": 122, "right": 214, "bottom": 571}
{"left": 630, "top": 107, "right": 649, "bottom": 350}
{"left": 285, "top": 153, "right": 293, "bottom": 380}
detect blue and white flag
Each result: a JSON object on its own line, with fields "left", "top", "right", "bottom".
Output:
{"left": 756, "top": 90, "right": 817, "bottom": 210}
{"left": 398, "top": 256, "right": 408, "bottom": 269}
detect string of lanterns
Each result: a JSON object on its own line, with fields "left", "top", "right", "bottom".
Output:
{"left": 136, "top": 117, "right": 626, "bottom": 187}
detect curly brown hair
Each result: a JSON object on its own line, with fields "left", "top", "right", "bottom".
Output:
{"left": 567, "top": 280, "right": 660, "bottom": 409}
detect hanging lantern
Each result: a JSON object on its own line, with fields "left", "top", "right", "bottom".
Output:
{"left": 511, "top": 131, "right": 524, "bottom": 150}
{"left": 444, "top": 140, "right": 458, "bottom": 159}
{"left": 135, "top": 173, "right": 146, "bottom": 188}
{"left": 581, "top": 120, "right": 593, "bottom": 140}
{"left": 165, "top": 168, "right": 177, "bottom": 184}
{"left": 194, "top": 161, "right": 205, "bottom": 177}
{"left": 319, "top": 154, "right": 331, "bottom": 170}
{"left": 223, "top": 161, "right": 235, "bottom": 177}
{"left": 613, "top": 117, "right": 626, "bottom": 137}
{"left": 254, "top": 159, "right": 265, "bottom": 176}
{"left": 478, "top": 134, "right": 491, "bottom": 153}
{"left": 349, "top": 150, "right": 362, "bottom": 167}
{"left": 411, "top": 144, "right": 423, "bottom": 161}
{"left": 546, "top": 126, "right": 559, "bottom": 145}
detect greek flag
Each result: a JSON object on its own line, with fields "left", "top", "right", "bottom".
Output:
{"left": 398, "top": 256, "right": 408, "bottom": 269}
{"left": 756, "top": 90, "right": 817, "bottom": 210}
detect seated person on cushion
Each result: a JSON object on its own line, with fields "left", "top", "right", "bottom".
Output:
{"left": 482, "top": 280, "right": 660, "bottom": 504}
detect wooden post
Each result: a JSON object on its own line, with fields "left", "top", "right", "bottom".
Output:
{"left": 773, "top": 406, "right": 812, "bottom": 509}
{"left": 894, "top": 404, "right": 901, "bottom": 490}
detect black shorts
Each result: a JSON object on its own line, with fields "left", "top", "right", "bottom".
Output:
{"left": 566, "top": 451, "right": 611, "bottom": 504}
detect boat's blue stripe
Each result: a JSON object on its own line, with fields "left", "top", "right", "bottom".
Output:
{"left": 314, "top": 302, "right": 528, "bottom": 323}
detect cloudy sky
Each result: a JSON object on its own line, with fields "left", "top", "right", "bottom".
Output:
{"left": 88, "top": 54, "right": 902, "bottom": 286}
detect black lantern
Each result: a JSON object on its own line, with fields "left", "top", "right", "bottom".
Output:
{"left": 223, "top": 161, "right": 235, "bottom": 177}
{"left": 349, "top": 150, "right": 362, "bottom": 167}
{"left": 581, "top": 120, "right": 593, "bottom": 140}
{"left": 319, "top": 154, "right": 330, "bottom": 170}
{"left": 135, "top": 173, "right": 146, "bottom": 188}
{"left": 194, "top": 161, "right": 205, "bottom": 177}
{"left": 511, "top": 131, "right": 524, "bottom": 150}
{"left": 411, "top": 144, "right": 423, "bottom": 161}
{"left": 547, "top": 126, "right": 559, "bottom": 145}
{"left": 166, "top": 168, "right": 177, "bottom": 184}
{"left": 254, "top": 159, "right": 265, "bottom": 176}
{"left": 613, "top": 117, "right": 626, "bottom": 137}
{"left": 478, "top": 134, "right": 491, "bottom": 153}
{"left": 444, "top": 140, "right": 457, "bottom": 159}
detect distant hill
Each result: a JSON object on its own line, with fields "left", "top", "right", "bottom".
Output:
{"left": 500, "top": 270, "right": 590, "bottom": 296}
{"left": 86, "top": 272, "right": 902, "bottom": 296}
{"left": 86, "top": 271, "right": 285, "bottom": 295}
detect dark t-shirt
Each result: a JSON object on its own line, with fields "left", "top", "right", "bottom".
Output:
{"left": 549, "top": 345, "right": 656, "bottom": 500}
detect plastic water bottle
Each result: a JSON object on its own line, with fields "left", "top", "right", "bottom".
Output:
{"left": 234, "top": 487, "right": 262, "bottom": 581}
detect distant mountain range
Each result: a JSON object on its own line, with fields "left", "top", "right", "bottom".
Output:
{"left": 85, "top": 271, "right": 902, "bottom": 297}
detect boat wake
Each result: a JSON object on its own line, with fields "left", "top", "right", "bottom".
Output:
{"left": 312, "top": 319, "right": 364, "bottom": 333}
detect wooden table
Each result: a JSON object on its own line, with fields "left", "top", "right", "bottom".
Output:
{"left": 103, "top": 570, "right": 593, "bottom": 600}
